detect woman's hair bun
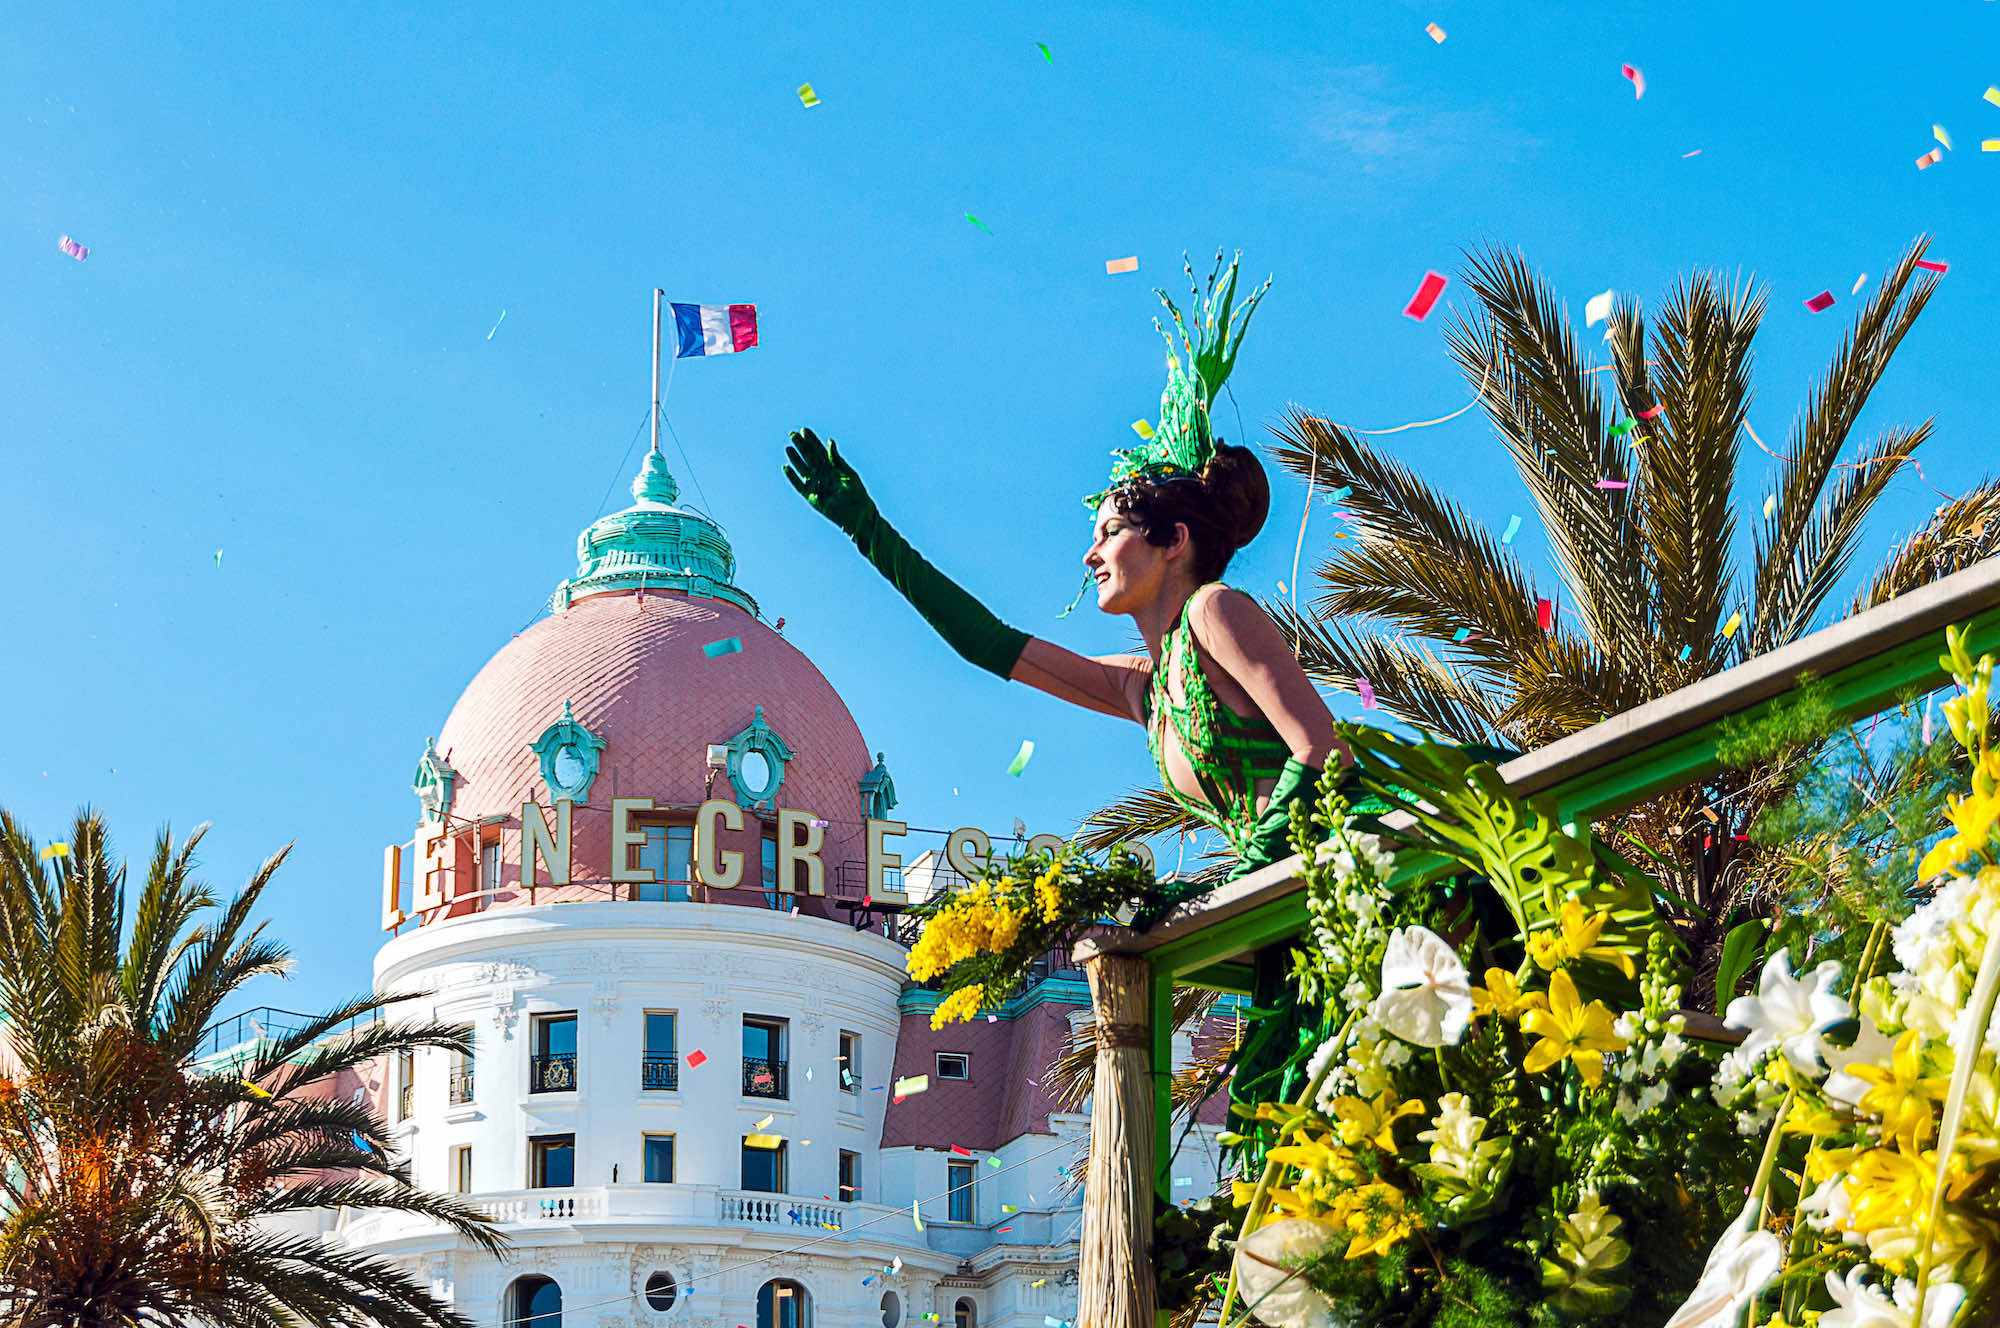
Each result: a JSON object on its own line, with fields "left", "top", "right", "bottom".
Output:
{"left": 1197, "top": 442, "right": 1271, "bottom": 552}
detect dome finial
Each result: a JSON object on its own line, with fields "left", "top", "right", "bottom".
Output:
{"left": 632, "top": 446, "right": 680, "bottom": 507}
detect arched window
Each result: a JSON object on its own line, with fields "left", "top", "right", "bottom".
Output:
{"left": 953, "top": 1298, "right": 976, "bottom": 1328}
{"left": 757, "top": 1278, "right": 811, "bottom": 1328}
{"left": 879, "top": 1291, "right": 901, "bottom": 1328}
{"left": 507, "top": 1275, "right": 561, "bottom": 1328}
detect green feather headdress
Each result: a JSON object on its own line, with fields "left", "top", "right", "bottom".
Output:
{"left": 1091, "top": 249, "right": 1272, "bottom": 506}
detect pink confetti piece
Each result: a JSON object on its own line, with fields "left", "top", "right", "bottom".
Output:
{"left": 1917, "top": 148, "right": 1943, "bottom": 170}
{"left": 1403, "top": 271, "right": 1448, "bottom": 321}
{"left": 1594, "top": 479, "right": 1630, "bottom": 490}
{"left": 1851, "top": 274, "right": 1868, "bottom": 296}
{"left": 1804, "top": 291, "right": 1835, "bottom": 313}
{"left": 1915, "top": 259, "right": 1950, "bottom": 274}
{"left": 1638, "top": 405, "right": 1664, "bottom": 420}
{"left": 1424, "top": 21, "right": 1446, "bottom": 42}
{"left": 1356, "top": 677, "right": 1377, "bottom": 709}
{"left": 58, "top": 235, "right": 87, "bottom": 261}
{"left": 1105, "top": 255, "right": 1138, "bottom": 275}
{"left": 1680, "top": 148, "right": 1702, "bottom": 158}
{"left": 1621, "top": 63, "right": 1645, "bottom": 99}
{"left": 1536, "top": 598, "right": 1555, "bottom": 632}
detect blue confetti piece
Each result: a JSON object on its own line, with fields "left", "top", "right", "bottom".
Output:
{"left": 1452, "top": 628, "right": 1471, "bottom": 642}
{"left": 1325, "top": 485, "right": 1352, "bottom": 503}
{"left": 1501, "top": 514, "right": 1522, "bottom": 545}
{"left": 703, "top": 637, "right": 743, "bottom": 659}
{"left": 1679, "top": 645, "right": 1692, "bottom": 661}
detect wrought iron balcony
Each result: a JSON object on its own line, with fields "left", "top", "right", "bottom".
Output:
{"left": 641, "top": 1052, "right": 679, "bottom": 1091}
{"left": 530, "top": 1052, "right": 577, "bottom": 1093}
{"left": 449, "top": 1067, "right": 475, "bottom": 1105}
{"left": 742, "top": 1057, "right": 788, "bottom": 1099}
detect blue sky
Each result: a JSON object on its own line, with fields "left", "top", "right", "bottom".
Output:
{"left": 4, "top": 1, "right": 1997, "bottom": 1015}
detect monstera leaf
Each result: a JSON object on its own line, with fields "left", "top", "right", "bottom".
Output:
{"left": 1340, "top": 725, "right": 1662, "bottom": 988}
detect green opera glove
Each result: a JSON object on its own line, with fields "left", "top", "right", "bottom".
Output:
{"left": 785, "top": 427, "right": 1029, "bottom": 680}
{"left": 1234, "top": 758, "right": 1323, "bottom": 880}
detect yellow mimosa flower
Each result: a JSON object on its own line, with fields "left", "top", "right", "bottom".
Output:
{"left": 1848, "top": 1031, "right": 1950, "bottom": 1152}
{"left": 1471, "top": 967, "right": 1547, "bottom": 1020}
{"left": 1520, "top": 970, "right": 1629, "bottom": 1087}
{"left": 930, "top": 983, "right": 987, "bottom": 1029}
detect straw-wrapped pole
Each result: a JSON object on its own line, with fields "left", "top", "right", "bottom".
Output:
{"left": 1077, "top": 953, "right": 1156, "bottom": 1328}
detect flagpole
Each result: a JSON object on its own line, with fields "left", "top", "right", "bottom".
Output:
{"left": 650, "top": 288, "right": 663, "bottom": 455}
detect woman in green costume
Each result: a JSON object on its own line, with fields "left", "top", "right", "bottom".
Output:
{"left": 786, "top": 253, "right": 1349, "bottom": 881}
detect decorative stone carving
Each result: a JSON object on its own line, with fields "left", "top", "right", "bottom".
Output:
{"left": 474, "top": 960, "right": 535, "bottom": 986}
{"left": 702, "top": 998, "right": 727, "bottom": 1032}
{"left": 490, "top": 991, "right": 521, "bottom": 1039}
{"left": 799, "top": 1006, "right": 825, "bottom": 1045}
{"left": 593, "top": 977, "right": 619, "bottom": 1026}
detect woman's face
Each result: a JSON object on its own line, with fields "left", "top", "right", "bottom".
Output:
{"left": 1086, "top": 497, "right": 1181, "bottom": 613}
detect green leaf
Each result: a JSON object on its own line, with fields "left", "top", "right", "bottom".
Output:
{"left": 1714, "top": 918, "right": 1769, "bottom": 1010}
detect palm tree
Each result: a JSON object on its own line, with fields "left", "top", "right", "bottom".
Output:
{"left": 1076, "top": 235, "right": 1999, "bottom": 1000}
{"left": 0, "top": 809, "right": 505, "bottom": 1328}
{"left": 1262, "top": 234, "right": 1999, "bottom": 993}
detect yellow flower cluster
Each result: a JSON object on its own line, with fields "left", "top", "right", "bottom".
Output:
{"left": 930, "top": 983, "right": 987, "bottom": 1030}
{"left": 1032, "top": 864, "right": 1065, "bottom": 924}
{"left": 906, "top": 883, "right": 1026, "bottom": 982}
{"left": 1526, "top": 898, "right": 1637, "bottom": 979}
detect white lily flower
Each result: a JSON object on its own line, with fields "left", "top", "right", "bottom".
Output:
{"left": 1824, "top": 1014, "right": 1897, "bottom": 1110}
{"left": 1661, "top": 1211, "right": 1783, "bottom": 1328}
{"left": 1821, "top": 1266, "right": 1964, "bottom": 1328}
{"left": 1723, "top": 946, "right": 1852, "bottom": 1076}
{"left": 1371, "top": 926, "right": 1473, "bottom": 1048}
{"left": 1232, "top": 1218, "right": 1346, "bottom": 1328}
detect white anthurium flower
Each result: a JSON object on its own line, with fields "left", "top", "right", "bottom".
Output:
{"left": 1371, "top": 926, "right": 1473, "bottom": 1048}
{"left": 1723, "top": 947, "right": 1853, "bottom": 1076}
{"left": 1661, "top": 1206, "right": 1783, "bottom": 1328}
{"left": 1820, "top": 1266, "right": 1964, "bottom": 1328}
{"left": 1232, "top": 1218, "right": 1346, "bottom": 1328}
{"left": 1824, "top": 1014, "right": 1898, "bottom": 1110}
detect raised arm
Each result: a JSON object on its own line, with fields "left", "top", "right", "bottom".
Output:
{"left": 786, "top": 428, "right": 1145, "bottom": 721}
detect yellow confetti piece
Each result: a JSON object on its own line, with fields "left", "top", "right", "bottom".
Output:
{"left": 39, "top": 843, "right": 70, "bottom": 861}
{"left": 1763, "top": 494, "right": 1776, "bottom": 520}
{"left": 753, "top": 1114, "right": 774, "bottom": 1131}
{"left": 1130, "top": 419, "right": 1155, "bottom": 439}
{"left": 1003, "top": 1204, "right": 1019, "bottom": 1213}
{"left": 1984, "top": 140, "right": 2000, "bottom": 152}
{"left": 1935, "top": 124, "right": 1953, "bottom": 151}
{"left": 894, "top": 1073, "right": 929, "bottom": 1096}
{"left": 1722, "top": 610, "right": 1742, "bottom": 639}
{"left": 1424, "top": 21, "right": 1446, "bottom": 42}
{"left": 1031, "top": 1279, "right": 1047, "bottom": 1288}
{"left": 240, "top": 1079, "right": 271, "bottom": 1099}
{"left": 1986, "top": 86, "right": 2000, "bottom": 108}
{"left": 797, "top": 83, "right": 820, "bottom": 108}
{"left": 745, "top": 1133, "right": 784, "bottom": 1149}
{"left": 912, "top": 1200, "right": 925, "bottom": 1232}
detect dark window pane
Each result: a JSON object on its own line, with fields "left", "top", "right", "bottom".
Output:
{"left": 532, "top": 1135, "right": 574, "bottom": 1188}
{"left": 667, "top": 827, "right": 694, "bottom": 900}
{"left": 644, "top": 1136, "right": 674, "bottom": 1183}
{"left": 637, "top": 828, "right": 667, "bottom": 902}
{"left": 948, "top": 1163, "right": 973, "bottom": 1222}
{"left": 741, "top": 1140, "right": 785, "bottom": 1193}
{"left": 645, "top": 1012, "right": 675, "bottom": 1056}
{"left": 743, "top": 1019, "right": 779, "bottom": 1061}
{"left": 539, "top": 1017, "right": 577, "bottom": 1058}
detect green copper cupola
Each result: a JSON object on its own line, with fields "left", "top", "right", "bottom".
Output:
{"left": 551, "top": 447, "right": 759, "bottom": 614}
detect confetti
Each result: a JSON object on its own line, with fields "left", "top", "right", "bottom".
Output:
{"left": 1763, "top": 494, "right": 1776, "bottom": 520}
{"left": 1681, "top": 148, "right": 1703, "bottom": 158}
{"left": 1030, "top": 1278, "right": 1045, "bottom": 1288}
{"left": 686, "top": 1049, "right": 708, "bottom": 1068}
{"left": 1046, "top": 1319, "right": 1068, "bottom": 1328}
{"left": 486, "top": 309, "right": 507, "bottom": 339}
{"left": 1004, "top": 1205, "right": 1020, "bottom": 1213}
{"left": 215, "top": 549, "right": 224, "bottom": 566}
{"left": 1804, "top": 291, "right": 1835, "bottom": 313}
{"left": 998, "top": 1226, "right": 1014, "bottom": 1232}
{"left": 1621, "top": 63, "right": 1645, "bottom": 99}
{"left": 1536, "top": 598, "right": 1555, "bottom": 632}
{"left": 1501, "top": 513, "right": 1522, "bottom": 544}
{"left": 1584, "top": 289, "right": 1616, "bottom": 327}
{"left": 1609, "top": 418, "right": 1636, "bottom": 437}
{"left": 1174, "top": 1176, "right": 1193, "bottom": 1186}
{"left": 58, "top": 234, "right": 87, "bottom": 261}
{"left": 753, "top": 1114, "right": 774, "bottom": 1131}
{"left": 39, "top": 843, "right": 70, "bottom": 861}
{"left": 894, "top": 1074, "right": 930, "bottom": 1096}
{"left": 1987, "top": 87, "right": 2000, "bottom": 109}
{"left": 1594, "top": 479, "right": 1630, "bottom": 490}
{"left": 745, "top": 1133, "right": 784, "bottom": 1149}
{"left": 1355, "top": 677, "right": 1377, "bottom": 709}
{"left": 703, "top": 637, "right": 743, "bottom": 658}
{"left": 1985, "top": 141, "right": 2000, "bottom": 152}
{"left": 1918, "top": 148, "right": 1943, "bottom": 170}
{"left": 1722, "top": 610, "right": 1743, "bottom": 639}
{"left": 1036, "top": 42, "right": 1052, "bottom": 63}
{"left": 966, "top": 214, "right": 994, "bottom": 235}
{"left": 1452, "top": 627, "right": 1472, "bottom": 642}
{"left": 863, "top": 1276, "right": 878, "bottom": 1287}
{"left": 987, "top": 1156, "right": 1002, "bottom": 1168}
{"left": 1402, "top": 270, "right": 1448, "bottom": 321}
{"left": 950, "top": 1145, "right": 972, "bottom": 1157}
{"left": 1424, "top": 21, "right": 1446, "bottom": 42}
{"left": 912, "top": 1201, "right": 924, "bottom": 1232}
{"left": 1130, "top": 419, "right": 1155, "bottom": 438}
{"left": 1006, "top": 740, "right": 1034, "bottom": 776}
{"left": 798, "top": 83, "right": 820, "bottom": 108}
{"left": 1638, "top": 405, "right": 1665, "bottom": 420}
{"left": 1105, "top": 256, "right": 1139, "bottom": 275}
{"left": 1915, "top": 259, "right": 1950, "bottom": 274}
{"left": 1678, "top": 645, "right": 1692, "bottom": 661}
{"left": 1935, "top": 124, "right": 1953, "bottom": 150}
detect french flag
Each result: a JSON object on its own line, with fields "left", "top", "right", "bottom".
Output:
{"left": 672, "top": 302, "right": 759, "bottom": 358}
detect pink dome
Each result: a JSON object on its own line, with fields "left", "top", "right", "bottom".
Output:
{"left": 421, "top": 588, "right": 875, "bottom": 921}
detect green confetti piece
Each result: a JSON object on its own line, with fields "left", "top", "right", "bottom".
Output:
{"left": 1007, "top": 739, "right": 1035, "bottom": 776}
{"left": 987, "top": 1156, "right": 1003, "bottom": 1168}
{"left": 966, "top": 214, "right": 994, "bottom": 234}
{"left": 1036, "top": 42, "right": 1052, "bottom": 62}
{"left": 1609, "top": 418, "right": 1636, "bottom": 437}
{"left": 703, "top": 637, "right": 743, "bottom": 658}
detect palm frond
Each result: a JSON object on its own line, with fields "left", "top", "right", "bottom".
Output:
{"left": 1851, "top": 480, "right": 2000, "bottom": 611}
{"left": 1277, "top": 603, "right": 1509, "bottom": 744}
{"left": 1073, "top": 786, "right": 1207, "bottom": 859}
